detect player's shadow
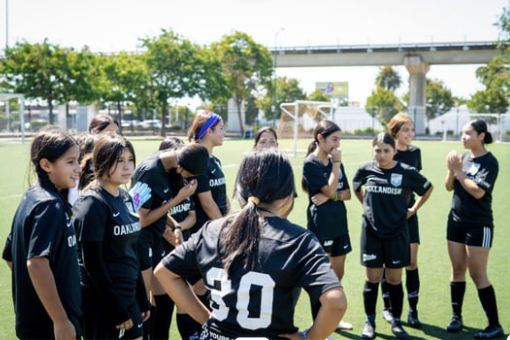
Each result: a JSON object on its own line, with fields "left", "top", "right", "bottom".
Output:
{"left": 332, "top": 322, "right": 482, "bottom": 340}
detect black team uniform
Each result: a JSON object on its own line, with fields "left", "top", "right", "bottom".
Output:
{"left": 352, "top": 161, "right": 431, "bottom": 334}
{"left": 180, "top": 154, "right": 227, "bottom": 338}
{"left": 4, "top": 185, "right": 82, "bottom": 339}
{"left": 303, "top": 154, "right": 351, "bottom": 317}
{"left": 381, "top": 145, "right": 422, "bottom": 324}
{"left": 446, "top": 151, "right": 502, "bottom": 337}
{"left": 160, "top": 215, "right": 341, "bottom": 339}
{"left": 152, "top": 196, "right": 195, "bottom": 340}
{"left": 132, "top": 151, "right": 175, "bottom": 338}
{"left": 73, "top": 187, "right": 149, "bottom": 339}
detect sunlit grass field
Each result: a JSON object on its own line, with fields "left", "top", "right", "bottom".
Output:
{"left": 0, "top": 136, "right": 508, "bottom": 339}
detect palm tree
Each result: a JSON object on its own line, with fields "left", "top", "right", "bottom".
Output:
{"left": 376, "top": 66, "right": 402, "bottom": 91}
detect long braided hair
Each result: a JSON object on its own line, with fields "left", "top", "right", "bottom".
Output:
{"left": 30, "top": 128, "right": 78, "bottom": 215}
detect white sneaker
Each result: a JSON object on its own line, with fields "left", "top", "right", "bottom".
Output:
{"left": 336, "top": 320, "right": 353, "bottom": 331}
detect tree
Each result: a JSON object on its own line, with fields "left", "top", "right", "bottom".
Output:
{"left": 307, "top": 89, "right": 330, "bottom": 102}
{"left": 425, "top": 78, "right": 454, "bottom": 123}
{"left": 376, "top": 66, "right": 402, "bottom": 91}
{"left": 0, "top": 40, "right": 73, "bottom": 125}
{"left": 142, "top": 29, "right": 207, "bottom": 136}
{"left": 258, "top": 76, "right": 307, "bottom": 121}
{"left": 98, "top": 52, "right": 149, "bottom": 134}
{"left": 365, "top": 86, "right": 401, "bottom": 127}
{"left": 244, "top": 95, "right": 259, "bottom": 126}
{"left": 212, "top": 31, "right": 273, "bottom": 134}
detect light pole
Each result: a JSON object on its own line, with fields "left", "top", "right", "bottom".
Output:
{"left": 273, "top": 28, "right": 284, "bottom": 127}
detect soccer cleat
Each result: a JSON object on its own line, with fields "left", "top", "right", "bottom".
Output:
{"left": 362, "top": 320, "right": 376, "bottom": 339}
{"left": 407, "top": 310, "right": 421, "bottom": 328}
{"left": 382, "top": 308, "right": 394, "bottom": 324}
{"left": 391, "top": 320, "right": 410, "bottom": 340}
{"left": 446, "top": 316, "right": 463, "bottom": 332}
{"left": 336, "top": 320, "right": 353, "bottom": 331}
{"left": 473, "top": 325, "right": 504, "bottom": 339}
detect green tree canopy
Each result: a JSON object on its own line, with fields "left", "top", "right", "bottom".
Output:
{"left": 426, "top": 78, "right": 454, "bottom": 122}
{"left": 376, "top": 66, "right": 402, "bottom": 91}
{"left": 212, "top": 31, "right": 273, "bottom": 134}
{"left": 365, "top": 86, "right": 401, "bottom": 127}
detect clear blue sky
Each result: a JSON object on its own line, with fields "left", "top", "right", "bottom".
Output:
{"left": 2, "top": 0, "right": 508, "bottom": 105}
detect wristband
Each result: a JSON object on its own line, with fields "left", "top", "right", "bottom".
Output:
{"left": 333, "top": 160, "right": 341, "bottom": 163}
{"left": 173, "top": 224, "right": 182, "bottom": 231}
{"left": 301, "top": 328, "right": 309, "bottom": 340}
{"left": 333, "top": 192, "right": 339, "bottom": 201}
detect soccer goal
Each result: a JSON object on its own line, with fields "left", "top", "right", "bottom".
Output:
{"left": 0, "top": 93, "right": 26, "bottom": 144}
{"left": 278, "top": 100, "right": 334, "bottom": 157}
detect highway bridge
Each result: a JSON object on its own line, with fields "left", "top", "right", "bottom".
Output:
{"left": 269, "top": 41, "right": 503, "bottom": 133}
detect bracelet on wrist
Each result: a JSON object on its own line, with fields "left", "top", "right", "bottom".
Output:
{"left": 301, "top": 328, "right": 309, "bottom": 340}
{"left": 333, "top": 192, "right": 339, "bottom": 201}
{"left": 173, "top": 224, "right": 182, "bottom": 231}
{"left": 333, "top": 160, "right": 341, "bottom": 163}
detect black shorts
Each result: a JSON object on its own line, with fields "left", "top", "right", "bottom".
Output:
{"left": 320, "top": 234, "right": 352, "bottom": 257}
{"left": 360, "top": 225, "right": 410, "bottom": 268}
{"left": 447, "top": 217, "right": 493, "bottom": 248}
{"left": 408, "top": 213, "right": 420, "bottom": 244}
{"left": 82, "top": 290, "right": 143, "bottom": 340}
{"left": 137, "top": 229, "right": 162, "bottom": 270}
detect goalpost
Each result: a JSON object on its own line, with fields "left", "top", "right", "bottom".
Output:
{"left": 0, "top": 93, "right": 26, "bottom": 144}
{"left": 278, "top": 100, "right": 335, "bottom": 157}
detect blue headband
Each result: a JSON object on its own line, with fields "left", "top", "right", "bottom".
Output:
{"left": 196, "top": 114, "right": 221, "bottom": 139}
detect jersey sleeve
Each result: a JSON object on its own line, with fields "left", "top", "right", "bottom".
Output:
{"left": 73, "top": 195, "right": 109, "bottom": 243}
{"left": 195, "top": 172, "right": 211, "bottom": 194}
{"left": 352, "top": 164, "right": 367, "bottom": 192}
{"left": 339, "top": 163, "right": 350, "bottom": 190}
{"left": 27, "top": 199, "right": 66, "bottom": 262}
{"left": 160, "top": 229, "right": 202, "bottom": 284}
{"left": 474, "top": 156, "right": 498, "bottom": 193}
{"left": 303, "top": 158, "right": 328, "bottom": 194}
{"left": 406, "top": 167, "right": 432, "bottom": 196}
{"left": 2, "top": 233, "right": 13, "bottom": 262}
{"left": 295, "top": 232, "right": 341, "bottom": 303}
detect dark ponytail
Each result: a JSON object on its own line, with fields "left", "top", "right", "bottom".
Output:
{"left": 222, "top": 149, "right": 295, "bottom": 277}
{"left": 469, "top": 119, "right": 493, "bottom": 144}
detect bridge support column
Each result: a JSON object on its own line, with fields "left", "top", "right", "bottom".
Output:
{"left": 405, "top": 56, "right": 429, "bottom": 134}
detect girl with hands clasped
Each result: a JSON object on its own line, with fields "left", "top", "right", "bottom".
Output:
{"left": 444, "top": 120, "right": 503, "bottom": 339}
{"left": 72, "top": 133, "right": 150, "bottom": 339}
{"left": 302, "top": 120, "right": 352, "bottom": 332}
{"left": 3, "top": 128, "right": 82, "bottom": 340}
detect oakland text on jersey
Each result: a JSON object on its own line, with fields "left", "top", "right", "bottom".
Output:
{"left": 209, "top": 177, "right": 226, "bottom": 188}
{"left": 168, "top": 202, "right": 192, "bottom": 216}
{"left": 365, "top": 185, "right": 403, "bottom": 195}
{"left": 113, "top": 222, "right": 141, "bottom": 236}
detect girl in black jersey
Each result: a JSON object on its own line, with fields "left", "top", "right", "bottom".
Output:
{"left": 380, "top": 113, "right": 423, "bottom": 327}
{"left": 180, "top": 112, "right": 229, "bottom": 338}
{"left": 132, "top": 142, "right": 209, "bottom": 339}
{"left": 188, "top": 111, "right": 229, "bottom": 232}
{"left": 149, "top": 137, "right": 198, "bottom": 340}
{"left": 154, "top": 149, "right": 347, "bottom": 340}
{"left": 3, "top": 128, "right": 82, "bottom": 340}
{"left": 353, "top": 133, "right": 433, "bottom": 340}
{"left": 73, "top": 133, "right": 150, "bottom": 340}
{"left": 301, "top": 120, "right": 352, "bottom": 331}
{"left": 444, "top": 120, "right": 503, "bottom": 339}
{"left": 253, "top": 127, "right": 278, "bottom": 149}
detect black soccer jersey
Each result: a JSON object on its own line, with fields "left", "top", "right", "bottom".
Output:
{"left": 168, "top": 196, "right": 195, "bottom": 223}
{"left": 352, "top": 161, "right": 432, "bottom": 239}
{"left": 73, "top": 187, "right": 142, "bottom": 304}
{"left": 394, "top": 145, "right": 422, "bottom": 206}
{"left": 161, "top": 216, "right": 340, "bottom": 339}
{"left": 450, "top": 152, "right": 498, "bottom": 226}
{"left": 303, "top": 154, "right": 350, "bottom": 239}
{"left": 192, "top": 155, "right": 228, "bottom": 233}
{"left": 6, "top": 185, "right": 82, "bottom": 339}
{"left": 132, "top": 151, "right": 174, "bottom": 237}
{"left": 395, "top": 145, "right": 422, "bottom": 171}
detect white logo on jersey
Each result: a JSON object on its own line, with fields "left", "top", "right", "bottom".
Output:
{"left": 67, "top": 235, "right": 77, "bottom": 247}
{"left": 113, "top": 212, "right": 120, "bottom": 217}
{"left": 210, "top": 177, "right": 226, "bottom": 187}
{"left": 468, "top": 163, "right": 481, "bottom": 176}
{"left": 113, "top": 222, "right": 141, "bottom": 236}
{"left": 363, "top": 253, "right": 377, "bottom": 262}
{"left": 390, "top": 173, "right": 403, "bottom": 187}
{"left": 163, "top": 188, "right": 169, "bottom": 193}
{"left": 392, "top": 260, "right": 401, "bottom": 265}
{"left": 324, "top": 240, "right": 333, "bottom": 246}
{"left": 211, "top": 168, "right": 217, "bottom": 174}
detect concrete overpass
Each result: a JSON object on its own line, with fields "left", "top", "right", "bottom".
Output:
{"left": 270, "top": 41, "right": 503, "bottom": 133}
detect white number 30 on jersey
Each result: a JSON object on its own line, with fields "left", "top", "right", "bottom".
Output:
{"left": 206, "top": 267, "right": 275, "bottom": 330}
